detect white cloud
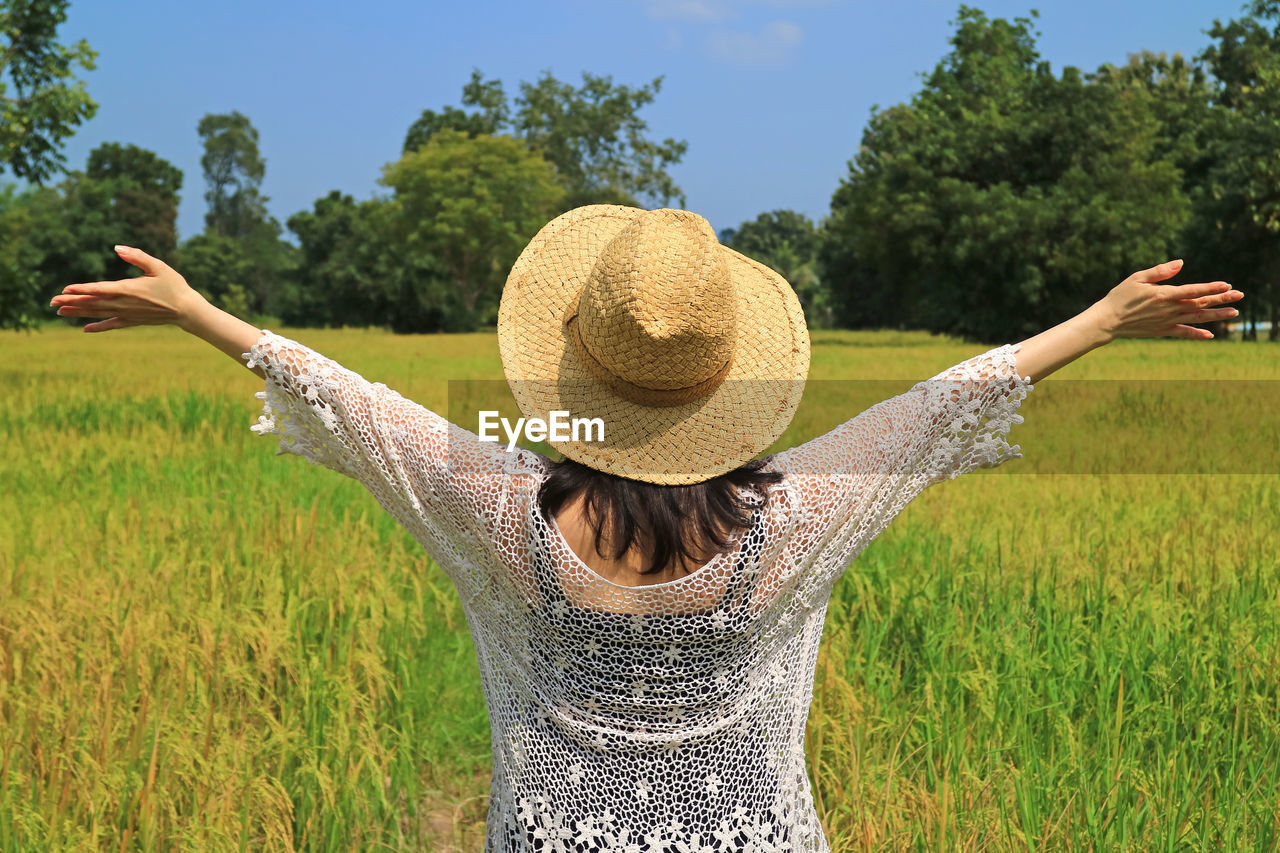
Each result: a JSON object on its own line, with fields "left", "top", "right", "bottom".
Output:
{"left": 636, "top": 0, "right": 823, "bottom": 61}
{"left": 707, "top": 19, "right": 804, "bottom": 65}
{"left": 747, "top": 0, "right": 831, "bottom": 7}
{"left": 639, "top": 0, "right": 832, "bottom": 22}
{"left": 642, "top": 0, "right": 733, "bottom": 21}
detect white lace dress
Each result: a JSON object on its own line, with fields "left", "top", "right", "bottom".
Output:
{"left": 243, "top": 330, "right": 1035, "bottom": 853}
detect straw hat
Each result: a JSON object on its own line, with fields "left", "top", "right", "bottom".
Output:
{"left": 497, "top": 204, "right": 810, "bottom": 485}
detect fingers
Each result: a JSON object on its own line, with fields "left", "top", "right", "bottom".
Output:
{"left": 1168, "top": 283, "right": 1239, "bottom": 324}
{"left": 1170, "top": 324, "right": 1213, "bottom": 340}
{"left": 56, "top": 305, "right": 113, "bottom": 319}
{"left": 60, "top": 281, "right": 126, "bottom": 296}
{"left": 115, "top": 245, "right": 170, "bottom": 277}
{"left": 1176, "top": 287, "right": 1244, "bottom": 309}
{"left": 1185, "top": 306, "right": 1238, "bottom": 324}
{"left": 84, "top": 316, "right": 137, "bottom": 333}
{"left": 1164, "top": 281, "right": 1236, "bottom": 302}
{"left": 1133, "top": 258, "right": 1184, "bottom": 283}
{"left": 53, "top": 287, "right": 140, "bottom": 314}
{"left": 54, "top": 297, "right": 131, "bottom": 315}
{"left": 1161, "top": 301, "right": 1234, "bottom": 339}
{"left": 53, "top": 292, "right": 112, "bottom": 306}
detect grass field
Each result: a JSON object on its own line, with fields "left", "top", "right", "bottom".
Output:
{"left": 2, "top": 322, "right": 1278, "bottom": 851}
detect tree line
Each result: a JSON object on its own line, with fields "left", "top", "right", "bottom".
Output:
{"left": 4, "top": 1, "right": 1280, "bottom": 342}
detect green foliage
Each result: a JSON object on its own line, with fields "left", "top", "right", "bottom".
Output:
{"left": 396, "top": 68, "right": 688, "bottom": 330}
{"left": 173, "top": 232, "right": 256, "bottom": 308}
{"left": 0, "top": 183, "right": 46, "bottom": 329}
{"left": 86, "top": 141, "right": 184, "bottom": 258}
{"left": 1092, "top": 51, "right": 1214, "bottom": 183}
{"left": 401, "top": 70, "right": 509, "bottom": 146}
{"left": 0, "top": 0, "right": 98, "bottom": 187}
{"left": 189, "top": 111, "right": 295, "bottom": 318}
{"left": 3, "top": 167, "right": 150, "bottom": 331}
{"left": 198, "top": 111, "right": 269, "bottom": 242}
{"left": 405, "top": 67, "right": 688, "bottom": 209}
{"left": 222, "top": 281, "right": 251, "bottom": 319}
{"left": 513, "top": 69, "right": 688, "bottom": 209}
{"left": 1192, "top": 2, "right": 1280, "bottom": 339}
{"left": 721, "top": 209, "right": 833, "bottom": 329}
{"left": 86, "top": 141, "right": 183, "bottom": 197}
{"left": 286, "top": 190, "right": 381, "bottom": 327}
{"left": 823, "top": 6, "right": 1189, "bottom": 343}
{"left": 34, "top": 168, "right": 119, "bottom": 283}
{"left": 378, "top": 129, "right": 566, "bottom": 331}
{"left": 284, "top": 190, "right": 428, "bottom": 329}
{"left": 0, "top": 136, "right": 185, "bottom": 331}
{"left": 1088, "top": 52, "right": 1221, "bottom": 332}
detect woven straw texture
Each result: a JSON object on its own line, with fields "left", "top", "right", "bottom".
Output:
{"left": 497, "top": 205, "right": 810, "bottom": 485}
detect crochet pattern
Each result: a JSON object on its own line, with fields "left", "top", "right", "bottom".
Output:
{"left": 244, "top": 330, "right": 1034, "bottom": 852}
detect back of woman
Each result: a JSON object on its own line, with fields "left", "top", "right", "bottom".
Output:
{"left": 61, "top": 205, "right": 1242, "bottom": 852}
{"left": 241, "top": 206, "right": 1037, "bottom": 851}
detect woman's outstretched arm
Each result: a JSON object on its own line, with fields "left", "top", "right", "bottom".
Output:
{"left": 763, "top": 258, "right": 1244, "bottom": 599}
{"left": 178, "top": 296, "right": 266, "bottom": 378}
{"left": 51, "top": 246, "right": 548, "bottom": 604}
{"left": 1013, "top": 258, "right": 1243, "bottom": 384}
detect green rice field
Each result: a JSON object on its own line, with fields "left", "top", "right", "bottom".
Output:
{"left": 2, "top": 323, "right": 1278, "bottom": 851}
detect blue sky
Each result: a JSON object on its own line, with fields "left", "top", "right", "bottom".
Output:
{"left": 12, "top": 0, "right": 1255, "bottom": 247}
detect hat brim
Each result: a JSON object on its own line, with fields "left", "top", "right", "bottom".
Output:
{"left": 497, "top": 204, "right": 810, "bottom": 485}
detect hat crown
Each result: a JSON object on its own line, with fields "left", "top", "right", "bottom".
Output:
{"left": 575, "top": 209, "right": 736, "bottom": 393}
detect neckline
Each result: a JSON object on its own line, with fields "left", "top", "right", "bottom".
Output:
{"left": 546, "top": 514, "right": 738, "bottom": 592}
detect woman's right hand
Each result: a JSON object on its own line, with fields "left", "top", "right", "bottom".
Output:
{"left": 1091, "top": 259, "right": 1244, "bottom": 340}
{"left": 50, "top": 245, "right": 206, "bottom": 333}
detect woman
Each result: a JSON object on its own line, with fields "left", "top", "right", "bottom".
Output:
{"left": 52, "top": 205, "right": 1241, "bottom": 852}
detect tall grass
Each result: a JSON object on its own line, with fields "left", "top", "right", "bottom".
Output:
{"left": 1, "top": 323, "right": 1276, "bottom": 850}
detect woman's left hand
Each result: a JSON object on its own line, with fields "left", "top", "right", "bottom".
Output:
{"left": 49, "top": 245, "right": 207, "bottom": 333}
{"left": 1091, "top": 259, "right": 1244, "bottom": 340}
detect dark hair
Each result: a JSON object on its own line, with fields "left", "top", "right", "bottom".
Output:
{"left": 538, "top": 456, "right": 784, "bottom": 576}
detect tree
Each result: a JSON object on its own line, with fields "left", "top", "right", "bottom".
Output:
{"left": 86, "top": 142, "right": 183, "bottom": 268}
{"left": 0, "top": 182, "right": 47, "bottom": 329}
{"left": 823, "top": 6, "right": 1188, "bottom": 343}
{"left": 404, "top": 68, "right": 688, "bottom": 210}
{"left": 0, "top": 0, "right": 97, "bottom": 186}
{"left": 0, "top": 0, "right": 100, "bottom": 330}
{"left": 721, "top": 210, "right": 833, "bottom": 328}
{"left": 192, "top": 111, "right": 292, "bottom": 316}
{"left": 0, "top": 138, "right": 188, "bottom": 331}
{"left": 1088, "top": 50, "right": 1225, "bottom": 334}
{"left": 402, "top": 71, "right": 509, "bottom": 149}
{"left": 0, "top": 166, "right": 133, "bottom": 331}
{"left": 198, "top": 111, "right": 271, "bottom": 242}
{"left": 285, "top": 190, "right": 403, "bottom": 328}
{"left": 378, "top": 129, "right": 566, "bottom": 331}
{"left": 1194, "top": 1, "right": 1280, "bottom": 340}
{"left": 513, "top": 70, "right": 688, "bottom": 209}
{"left": 173, "top": 232, "right": 258, "bottom": 311}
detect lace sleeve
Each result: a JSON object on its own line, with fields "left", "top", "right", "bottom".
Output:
{"left": 767, "top": 342, "right": 1034, "bottom": 597}
{"left": 242, "top": 329, "right": 546, "bottom": 599}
